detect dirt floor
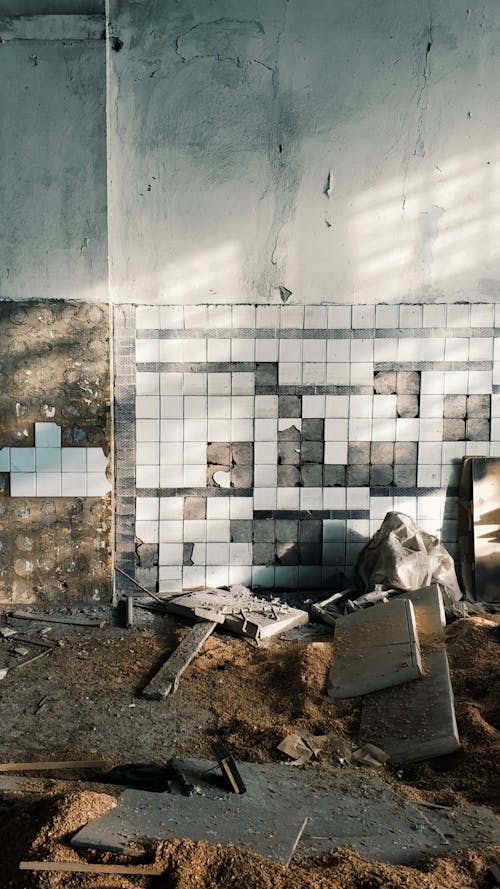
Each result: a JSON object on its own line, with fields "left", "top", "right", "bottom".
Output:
{"left": 0, "top": 604, "right": 498, "bottom": 888}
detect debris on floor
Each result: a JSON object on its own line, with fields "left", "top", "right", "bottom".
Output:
{"left": 459, "top": 456, "right": 500, "bottom": 603}
{"left": 142, "top": 619, "right": 217, "bottom": 700}
{"left": 277, "top": 730, "right": 331, "bottom": 764}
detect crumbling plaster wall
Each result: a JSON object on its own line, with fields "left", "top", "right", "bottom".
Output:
{"left": 108, "top": 0, "right": 500, "bottom": 305}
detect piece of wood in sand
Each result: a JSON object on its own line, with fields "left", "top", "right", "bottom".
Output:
{"left": 0, "top": 760, "right": 108, "bottom": 773}
{"left": 11, "top": 611, "right": 107, "bottom": 628}
{"left": 20, "top": 861, "right": 163, "bottom": 876}
{"left": 142, "top": 620, "right": 217, "bottom": 700}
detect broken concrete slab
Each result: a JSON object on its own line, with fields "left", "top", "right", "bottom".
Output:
{"left": 361, "top": 584, "right": 460, "bottom": 763}
{"left": 328, "top": 598, "right": 422, "bottom": 699}
{"left": 71, "top": 758, "right": 500, "bottom": 865}
{"left": 142, "top": 620, "right": 217, "bottom": 700}
{"left": 164, "top": 586, "right": 308, "bottom": 641}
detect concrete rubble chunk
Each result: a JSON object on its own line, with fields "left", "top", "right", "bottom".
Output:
{"left": 327, "top": 598, "right": 422, "bottom": 699}
{"left": 360, "top": 585, "right": 460, "bottom": 763}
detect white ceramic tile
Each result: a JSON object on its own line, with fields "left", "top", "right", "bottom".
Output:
{"left": 35, "top": 448, "right": 61, "bottom": 472}
{"left": 445, "top": 337, "right": 469, "bottom": 361}
{"left": 419, "top": 418, "right": 443, "bottom": 441}
{"left": 395, "top": 418, "right": 419, "bottom": 441}
{"left": 375, "top": 305, "right": 399, "bottom": 328}
{"left": 35, "top": 422, "right": 61, "bottom": 448}
{"left": 159, "top": 543, "right": 183, "bottom": 565}
{"left": 300, "top": 488, "right": 323, "bottom": 510}
{"left": 349, "top": 395, "right": 373, "bottom": 417}
{"left": 419, "top": 394, "right": 444, "bottom": 417}
{"left": 36, "top": 473, "right": 62, "bottom": 496}
{"left": 161, "top": 396, "right": 183, "bottom": 418}
{"left": 350, "top": 363, "right": 373, "bottom": 385}
{"left": 138, "top": 419, "right": 161, "bottom": 441}
{"left": 417, "top": 465, "right": 441, "bottom": 486}
{"left": 206, "top": 542, "right": 230, "bottom": 564}
{"left": 206, "top": 565, "right": 230, "bottom": 586}
{"left": 136, "top": 395, "right": 160, "bottom": 418}
{"left": 136, "top": 520, "right": 159, "bottom": 543}
{"left": 61, "top": 473, "right": 87, "bottom": 496}
{"left": 184, "top": 372, "right": 207, "bottom": 395}
{"left": 255, "top": 339, "right": 279, "bottom": 361}
{"left": 278, "top": 418, "right": 301, "bottom": 432}
{"left": 418, "top": 442, "right": 437, "bottom": 464}
{"left": 274, "top": 566, "right": 298, "bottom": 587}
{"left": 160, "top": 339, "right": 185, "bottom": 362}
{"left": 324, "top": 441, "right": 347, "bottom": 464}
{"left": 189, "top": 543, "right": 206, "bottom": 566}
{"left": 303, "top": 338, "right": 326, "bottom": 362}
{"left": 10, "top": 448, "right": 35, "bottom": 472}
{"left": 136, "top": 465, "right": 160, "bottom": 487}
{"left": 184, "top": 305, "right": 208, "bottom": 329}
{"left": 447, "top": 304, "right": 470, "bottom": 327}
{"left": 160, "top": 372, "right": 183, "bottom": 394}
{"left": 346, "top": 487, "right": 370, "bottom": 509}
{"left": 61, "top": 448, "right": 86, "bottom": 472}
{"left": 207, "top": 396, "right": 230, "bottom": 419}
{"left": 441, "top": 441, "right": 466, "bottom": 462}
{"left": 254, "top": 465, "right": 277, "bottom": 487}
{"left": 231, "top": 419, "right": 254, "bottom": 441}
{"left": 352, "top": 305, "right": 375, "bottom": 329}
{"left": 254, "top": 441, "right": 278, "bottom": 464}
{"left": 231, "top": 338, "right": 255, "bottom": 361}
{"left": 491, "top": 394, "right": 500, "bottom": 417}
{"left": 327, "top": 305, "right": 351, "bottom": 328}
{"left": 489, "top": 442, "right": 500, "bottom": 456}
{"left": 326, "top": 363, "right": 350, "bottom": 385}
{"left": 159, "top": 465, "right": 183, "bottom": 488}
{"left": 276, "top": 487, "right": 300, "bottom": 510}
{"left": 494, "top": 363, "right": 500, "bottom": 385}
{"left": 373, "top": 338, "right": 398, "bottom": 362}
{"left": 206, "top": 520, "right": 231, "bottom": 542}
{"left": 159, "top": 567, "right": 183, "bottom": 593}
{"left": 253, "top": 487, "right": 277, "bottom": 509}
{"left": 465, "top": 441, "right": 490, "bottom": 456}
{"left": 207, "top": 373, "right": 230, "bottom": 395}
{"left": 184, "top": 520, "right": 207, "bottom": 542}
{"left": 400, "top": 305, "right": 423, "bottom": 328}
{"left": 423, "top": 304, "right": 446, "bottom": 328}
{"left": 419, "top": 337, "right": 445, "bottom": 361}
{"left": 233, "top": 396, "right": 256, "bottom": 418}
{"left": 469, "top": 337, "right": 493, "bottom": 361}
{"left": 397, "top": 337, "right": 421, "bottom": 361}
{"left": 159, "top": 520, "right": 183, "bottom": 542}
{"left": 279, "top": 338, "right": 302, "bottom": 362}
{"left": 184, "top": 396, "right": 207, "bottom": 419}
{"left": 346, "top": 518, "right": 370, "bottom": 538}
{"left": 183, "top": 465, "right": 206, "bottom": 486}
{"left": 232, "top": 372, "right": 255, "bottom": 395}
{"left": 206, "top": 498, "right": 230, "bottom": 520}
{"left": 184, "top": 419, "right": 208, "bottom": 441}
{"left": 490, "top": 418, "right": 500, "bottom": 440}
{"left": 324, "top": 418, "right": 348, "bottom": 440}
{"left": 322, "top": 519, "right": 345, "bottom": 540}
{"left": 393, "top": 496, "right": 417, "bottom": 516}
{"left": 470, "top": 303, "right": 495, "bottom": 327}
{"left": 254, "top": 419, "right": 277, "bottom": 441}
{"left": 183, "top": 442, "right": 206, "bottom": 465}
{"left": 303, "top": 363, "right": 326, "bottom": 385}
{"left": 348, "top": 418, "right": 372, "bottom": 440}
{"left": 183, "top": 565, "right": 206, "bottom": 588}
{"left": 229, "top": 497, "right": 253, "bottom": 519}
{"left": 256, "top": 305, "right": 279, "bottom": 328}
{"left": 0, "top": 448, "right": 10, "bottom": 471}
{"left": 323, "top": 488, "right": 346, "bottom": 509}
{"left": 87, "top": 449, "right": 108, "bottom": 473}
{"left": 207, "top": 338, "right": 231, "bottom": 362}
{"left": 280, "top": 306, "right": 304, "bottom": 328}
{"left": 302, "top": 395, "right": 325, "bottom": 418}
{"left": 136, "top": 305, "right": 160, "bottom": 329}
{"left": 350, "top": 338, "right": 374, "bottom": 362}
{"left": 444, "top": 371, "right": 468, "bottom": 394}
{"left": 326, "top": 339, "right": 350, "bottom": 362}
{"left": 208, "top": 306, "right": 230, "bottom": 328}
{"left": 136, "top": 339, "right": 160, "bottom": 362}
{"left": 229, "top": 543, "right": 252, "bottom": 565}
{"left": 370, "top": 496, "right": 394, "bottom": 519}
{"left": 495, "top": 306, "right": 500, "bottom": 327}
{"left": 468, "top": 370, "right": 492, "bottom": 394}
{"left": 211, "top": 468, "right": 230, "bottom": 488}
{"left": 325, "top": 395, "right": 349, "bottom": 418}
{"left": 137, "top": 441, "right": 159, "bottom": 465}
{"left": 373, "top": 395, "right": 397, "bottom": 417}
{"left": 160, "top": 305, "right": 184, "bottom": 329}
{"left": 420, "top": 371, "right": 445, "bottom": 394}
{"left": 207, "top": 418, "right": 231, "bottom": 441}
{"left": 304, "top": 305, "right": 327, "bottom": 328}
{"left": 137, "top": 497, "right": 160, "bottom": 520}
{"left": 371, "top": 418, "right": 396, "bottom": 440}
{"left": 232, "top": 305, "right": 255, "bottom": 329}
{"left": 186, "top": 339, "right": 207, "bottom": 362}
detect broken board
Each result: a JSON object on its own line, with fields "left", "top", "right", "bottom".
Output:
{"left": 163, "top": 587, "right": 308, "bottom": 641}
{"left": 328, "top": 598, "right": 422, "bottom": 698}
{"left": 360, "top": 585, "right": 460, "bottom": 762}
{"left": 71, "top": 758, "right": 500, "bottom": 865}
{"left": 142, "top": 621, "right": 217, "bottom": 700}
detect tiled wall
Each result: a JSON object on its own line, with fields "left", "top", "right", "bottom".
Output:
{"left": 116, "top": 303, "right": 500, "bottom": 594}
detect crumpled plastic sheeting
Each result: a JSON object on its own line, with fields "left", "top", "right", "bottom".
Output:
{"left": 356, "top": 512, "right": 462, "bottom": 606}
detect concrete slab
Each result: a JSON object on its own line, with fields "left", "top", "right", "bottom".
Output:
{"left": 361, "top": 585, "right": 460, "bottom": 762}
{"left": 328, "top": 598, "right": 422, "bottom": 698}
{"left": 71, "top": 759, "right": 500, "bottom": 865}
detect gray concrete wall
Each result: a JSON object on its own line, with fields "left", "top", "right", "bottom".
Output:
{"left": 0, "top": 26, "right": 107, "bottom": 301}
{"left": 108, "top": 0, "right": 500, "bottom": 305}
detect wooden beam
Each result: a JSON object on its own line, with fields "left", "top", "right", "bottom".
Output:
{"left": 20, "top": 861, "right": 163, "bottom": 876}
{"left": 11, "top": 611, "right": 107, "bottom": 628}
{"left": 0, "top": 760, "right": 108, "bottom": 773}
{"left": 143, "top": 621, "right": 217, "bottom": 700}
{"left": 0, "top": 15, "right": 105, "bottom": 42}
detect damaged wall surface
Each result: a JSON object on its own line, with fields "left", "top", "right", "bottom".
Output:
{"left": 107, "top": 0, "right": 500, "bottom": 304}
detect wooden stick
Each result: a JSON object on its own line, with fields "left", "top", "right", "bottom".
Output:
{"left": 285, "top": 816, "right": 310, "bottom": 866}
{"left": 11, "top": 611, "right": 107, "bottom": 628}
{"left": 20, "top": 861, "right": 163, "bottom": 876}
{"left": 143, "top": 620, "right": 217, "bottom": 699}
{"left": 0, "top": 760, "right": 108, "bottom": 773}
{"left": 115, "top": 566, "right": 168, "bottom": 606}
{"left": 15, "top": 649, "right": 53, "bottom": 669}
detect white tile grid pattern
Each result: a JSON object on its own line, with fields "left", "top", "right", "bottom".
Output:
{"left": 134, "top": 305, "right": 498, "bottom": 590}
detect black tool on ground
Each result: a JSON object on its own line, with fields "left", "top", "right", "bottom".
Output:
{"left": 99, "top": 762, "right": 170, "bottom": 792}
{"left": 212, "top": 742, "right": 246, "bottom": 794}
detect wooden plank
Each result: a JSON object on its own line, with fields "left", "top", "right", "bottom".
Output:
{"left": 212, "top": 743, "right": 246, "bottom": 794}
{"left": 20, "top": 861, "right": 162, "bottom": 876}
{"left": 0, "top": 760, "right": 108, "bottom": 773}
{"left": 142, "top": 621, "right": 217, "bottom": 700}
{"left": 11, "top": 611, "right": 107, "bottom": 628}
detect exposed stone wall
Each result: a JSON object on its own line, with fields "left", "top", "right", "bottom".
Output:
{"left": 0, "top": 300, "right": 111, "bottom": 604}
